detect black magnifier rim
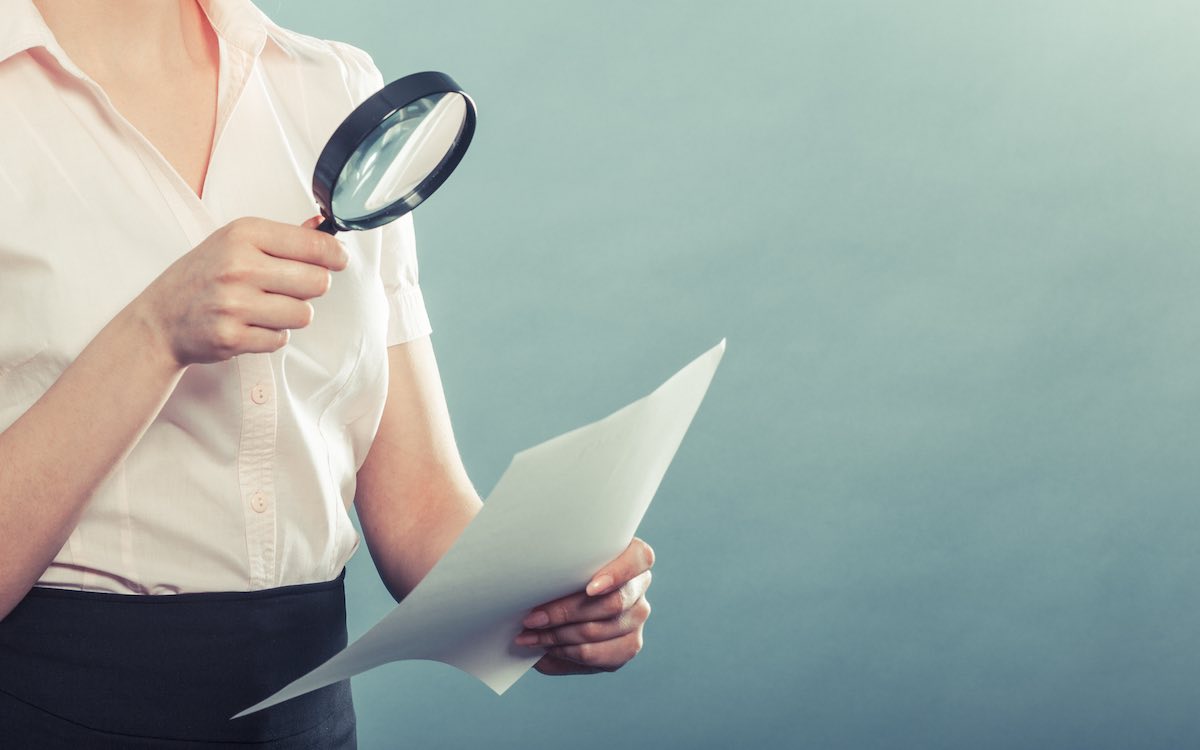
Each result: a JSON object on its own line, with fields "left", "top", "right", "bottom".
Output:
{"left": 313, "top": 71, "right": 476, "bottom": 232}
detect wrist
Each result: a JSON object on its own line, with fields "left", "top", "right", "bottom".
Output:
{"left": 121, "top": 294, "right": 187, "bottom": 376}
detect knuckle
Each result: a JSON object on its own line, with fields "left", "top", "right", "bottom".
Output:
{"left": 225, "top": 217, "right": 255, "bottom": 243}
{"left": 636, "top": 597, "right": 651, "bottom": 623}
{"left": 305, "top": 232, "right": 328, "bottom": 262}
{"left": 230, "top": 295, "right": 252, "bottom": 320}
{"left": 579, "top": 621, "right": 602, "bottom": 641}
{"left": 211, "top": 290, "right": 238, "bottom": 315}
{"left": 215, "top": 259, "right": 247, "bottom": 285}
{"left": 212, "top": 321, "right": 241, "bottom": 352}
{"left": 628, "top": 579, "right": 644, "bottom": 604}
{"left": 214, "top": 269, "right": 235, "bottom": 286}
{"left": 630, "top": 631, "right": 644, "bottom": 658}
{"left": 574, "top": 643, "right": 594, "bottom": 664}
{"left": 613, "top": 610, "right": 632, "bottom": 633}
{"left": 551, "top": 603, "right": 571, "bottom": 628}
{"left": 604, "top": 592, "right": 626, "bottom": 618}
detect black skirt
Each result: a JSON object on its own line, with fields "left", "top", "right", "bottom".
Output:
{"left": 0, "top": 569, "right": 355, "bottom": 748}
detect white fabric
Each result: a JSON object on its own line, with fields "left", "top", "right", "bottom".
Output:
{"left": 0, "top": 0, "right": 432, "bottom": 594}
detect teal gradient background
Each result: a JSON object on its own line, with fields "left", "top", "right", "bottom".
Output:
{"left": 270, "top": 1, "right": 1200, "bottom": 747}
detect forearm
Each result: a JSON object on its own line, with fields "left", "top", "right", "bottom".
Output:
{"left": 364, "top": 489, "right": 480, "bottom": 603}
{"left": 355, "top": 447, "right": 481, "bottom": 602}
{"left": 353, "top": 336, "right": 485, "bottom": 601}
{"left": 0, "top": 297, "right": 184, "bottom": 619}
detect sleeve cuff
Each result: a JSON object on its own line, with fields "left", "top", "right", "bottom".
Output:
{"left": 385, "top": 284, "right": 433, "bottom": 347}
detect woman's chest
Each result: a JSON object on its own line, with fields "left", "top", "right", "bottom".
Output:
{"left": 0, "top": 55, "right": 389, "bottom": 421}
{"left": 100, "top": 74, "right": 220, "bottom": 200}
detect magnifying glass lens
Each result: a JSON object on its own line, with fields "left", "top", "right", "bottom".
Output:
{"left": 331, "top": 92, "right": 469, "bottom": 222}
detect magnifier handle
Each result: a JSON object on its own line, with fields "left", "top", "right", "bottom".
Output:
{"left": 316, "top": 217, "right": 339, "bottom": 236}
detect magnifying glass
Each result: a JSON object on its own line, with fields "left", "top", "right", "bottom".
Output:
{"left": 312, "top": 71, "right": 477, "bottom": 235}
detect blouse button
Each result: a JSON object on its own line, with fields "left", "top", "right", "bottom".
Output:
{"left": 250, "top": 384, "right": 269, "bottom": 405}
{"left": 250, "top": 490, "right": 268, "bottom": 513}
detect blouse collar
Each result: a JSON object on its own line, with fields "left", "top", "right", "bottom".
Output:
{"left": 0, "top": 0, "right": 274, "bottom": 67}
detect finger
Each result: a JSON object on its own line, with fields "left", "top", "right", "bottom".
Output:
{"left": 523, "top": 570, "right": 652, "bottom": 629}
{"left": 545, "top": 629, "right": 645, "bottom": 672}
{"left": 228, "top": 217, "right": 348, "bottom": 271}
{"left": 239, "top": 326, "right": 290, "bottom": 354}
{"left": 254, "top": 253, "right": 333, "bottom": 300}
{"left": 516, "top": 596, "right": 650, "bottom": 647}
{"left": 532, "top": 653, "right": 605, "bottom": 677}
{"left": 244, "top": 292, "right": 315, "bottom": 331}
{"left": 586, "top": 537, "right": 655, "bottom": 597}
{"left": 301, "top": 215, "right": 323, "bottom": 230}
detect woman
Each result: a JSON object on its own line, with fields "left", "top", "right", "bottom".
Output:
{"left": 0, "top": 0, "right": 654, "bottom": 746}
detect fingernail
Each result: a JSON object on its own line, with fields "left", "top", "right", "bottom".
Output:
{"left": 587, "top": 575, "right": 613, "bottom": 596}
{"left": 514, "top": 632, "right": 539, "bottom": 646}
{"left": 523, "top": 611, "right": 549, "bottom": 628}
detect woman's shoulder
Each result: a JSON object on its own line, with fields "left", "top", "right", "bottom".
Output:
{"left": 259, "top": 17, "right": 384, "bottom": 105}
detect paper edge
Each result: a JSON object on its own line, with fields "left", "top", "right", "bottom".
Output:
{"left": 231, "top": 337, "right": 728, "bottom": 719}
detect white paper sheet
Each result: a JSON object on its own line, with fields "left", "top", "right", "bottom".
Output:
{"left": 233, "top": 339, "right": 726, "bottom": 718}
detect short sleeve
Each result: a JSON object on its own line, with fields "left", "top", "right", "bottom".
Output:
{"left": 378, "top": 213, "right": 433, "bottom": 345}
{"left": 326, "top": 39, "right": 384, "bottom": 104}
{"left": 327, "top": 42, "right": 433, "bottom": 346}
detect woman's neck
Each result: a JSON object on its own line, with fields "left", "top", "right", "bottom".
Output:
{"left": 32, "top": 0, "right": 216, "bottom": 80}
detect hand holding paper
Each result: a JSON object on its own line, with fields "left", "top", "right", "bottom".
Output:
{"left": 516, "top": 536, "right": 656, "bottom": 675}
{"left": 234, "top": 338, "right": 726, "bottom": 718}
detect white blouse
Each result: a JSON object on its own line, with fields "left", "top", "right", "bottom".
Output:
{"left": 0, "top": 0, "right": 432, "bottom": 594}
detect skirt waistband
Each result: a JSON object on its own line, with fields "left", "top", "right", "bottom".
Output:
{"left": 25, "top": 569, "right": 347, "bottom": 605}
{"left": 0, "top": 569, "right": 353, "bottom": 744}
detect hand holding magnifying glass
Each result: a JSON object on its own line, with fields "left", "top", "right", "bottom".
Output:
{"left": 134, "top": 71, "right": 475, "bottom": 367}
{"left": 311, "top": 71, "right": 477, "bottom": 235}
